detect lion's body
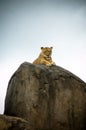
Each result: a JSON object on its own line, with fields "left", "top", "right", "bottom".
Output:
{"left": 33, "top": 47, "right": 55, "bottom": 66}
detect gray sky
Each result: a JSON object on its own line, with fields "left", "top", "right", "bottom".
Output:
{"left": 0, "top": 0, "right": 86, "bottom": 114}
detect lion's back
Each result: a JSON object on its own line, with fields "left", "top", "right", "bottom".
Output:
{"left": 33, "top": 56, "right": 42, "bottom": 64}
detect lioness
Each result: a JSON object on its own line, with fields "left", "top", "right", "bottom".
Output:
{"left": 33, "top": 47, "right": 55, "bottom": 66}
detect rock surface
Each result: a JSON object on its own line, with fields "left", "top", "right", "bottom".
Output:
{"left": 0, "top": 114, "right": 34, "bottom": 130}
{"left": 4, "top": 62, "right": 86, "bottom": 130}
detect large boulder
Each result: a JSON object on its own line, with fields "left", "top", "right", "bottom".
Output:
{"left": 4, "top": 62, "right": 86, "bottom": 130}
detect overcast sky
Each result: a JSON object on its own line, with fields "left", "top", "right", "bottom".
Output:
{"left": 0, "top": 0, "right": 86, "bottom": 114}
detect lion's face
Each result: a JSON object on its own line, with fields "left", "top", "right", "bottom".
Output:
{"left": 41, "top": 47, "right": 53, "bottom": 57}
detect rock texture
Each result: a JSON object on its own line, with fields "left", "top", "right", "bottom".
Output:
{"left": 0, "top": 114, "right": 34, "bottom": 130}
{"left": 4, "top": 62, "right": 86, "bottom": 130}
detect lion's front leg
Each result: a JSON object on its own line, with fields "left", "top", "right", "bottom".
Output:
{"left": 51, "top": 61, "right": 56, "bottom": 65}
{"left": 41, "top": 59, "right": 51, "bottom": 66}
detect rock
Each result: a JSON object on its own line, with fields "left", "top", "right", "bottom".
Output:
{"left": 0, "top": 114, "right": 34, "bottom": 130}
{"left": 4, "top": 62, "right": 86, "bottom": 130}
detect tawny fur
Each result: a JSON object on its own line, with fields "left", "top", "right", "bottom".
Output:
{"left": 33, "top": 47, "right": 55, "bottom": 66}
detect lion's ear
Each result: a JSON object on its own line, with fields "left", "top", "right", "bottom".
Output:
{"left": 50, "top": 47, "right": 53, "bottom": 49}
{"left": 41, "top": 47, "right": 44, "bottom": 50}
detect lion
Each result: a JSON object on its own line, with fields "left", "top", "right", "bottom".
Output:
{"left": 33, "top": 47, "right": 56, "bottom": 66}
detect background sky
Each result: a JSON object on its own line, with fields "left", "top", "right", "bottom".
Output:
{"left": 0, "top": 0, "right": 86, "bottom": 114}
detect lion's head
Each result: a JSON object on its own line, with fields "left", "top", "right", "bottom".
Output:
{"left": 41, "top": 47, "right": 53, "bottom": 58}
